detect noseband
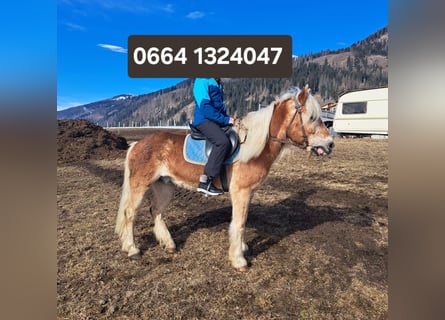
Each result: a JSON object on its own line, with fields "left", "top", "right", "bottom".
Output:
{"left": 269, "top": 96, "right": 309, "bottom": 149}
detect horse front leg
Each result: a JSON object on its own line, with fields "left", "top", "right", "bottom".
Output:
{"left": 229, "top": 188, "right": 252, "bottom": 272}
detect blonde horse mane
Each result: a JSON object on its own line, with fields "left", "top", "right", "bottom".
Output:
{"left": 235, "top": 100, "right": 275, "bottom": 163}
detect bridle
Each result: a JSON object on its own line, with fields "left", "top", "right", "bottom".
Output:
{"left": 269, "top": 95, "right": 309, "bottom": 149}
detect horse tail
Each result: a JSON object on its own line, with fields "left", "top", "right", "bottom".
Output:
{"left": 115, "top": 141, "right": 137, "bottom": 237}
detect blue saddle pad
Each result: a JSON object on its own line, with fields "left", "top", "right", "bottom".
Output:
{"left": 183, "top": 134, "right": 240, "bottom": 165}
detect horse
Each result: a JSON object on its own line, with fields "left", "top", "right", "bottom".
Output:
{"left": 115, "top": 85, "right": 334, "bottom": 272}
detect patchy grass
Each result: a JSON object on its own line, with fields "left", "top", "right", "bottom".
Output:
{"left": 58, "top": 134, "right": 387, "bottom": 319}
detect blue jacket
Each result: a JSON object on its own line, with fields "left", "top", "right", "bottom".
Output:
{"left": 192, "top": 78, "right": 230, "bottom": 127}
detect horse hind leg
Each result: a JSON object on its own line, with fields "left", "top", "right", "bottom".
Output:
{"left": 116, "top": 181, "right": 147, "bottom": 259}
{"left": 115, "top": 142, "right": 151, "bottom": 259}
{"left": 150, "top": 180, "right": 176, "bottom": 253}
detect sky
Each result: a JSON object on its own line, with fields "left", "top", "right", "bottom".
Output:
{"left": 57, "top": 0, "right": 388, "bottom": 110}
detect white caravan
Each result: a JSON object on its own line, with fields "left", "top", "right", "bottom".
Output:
{"left": 333, "top": 87, "right": 388, "bottom": 137}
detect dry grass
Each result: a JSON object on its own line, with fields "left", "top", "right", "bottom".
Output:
{"left": 58, "top": 134, "right": 388, "bottom": 319}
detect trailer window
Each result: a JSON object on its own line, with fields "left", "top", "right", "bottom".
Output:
{"left": 342, "top": 102, "right": 367, "bottom": 114}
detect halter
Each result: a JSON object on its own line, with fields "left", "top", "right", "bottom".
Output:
{"left": 269, "top": 94, "right": 309, "bottom": 149}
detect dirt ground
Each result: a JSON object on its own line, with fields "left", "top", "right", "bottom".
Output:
{"left": 57, "top": 121, "right": 388, "bottom": 319}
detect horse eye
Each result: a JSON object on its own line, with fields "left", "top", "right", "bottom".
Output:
{"left": 309, "top": 113, "right": 319, "bottom": 122}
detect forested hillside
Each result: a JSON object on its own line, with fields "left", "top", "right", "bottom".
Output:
{"left": 57, "top": 27, "right": 387, "bottom": 127}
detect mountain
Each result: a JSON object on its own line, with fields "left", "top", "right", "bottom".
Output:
{"left": 57, "top": 94, "right": 136, "bottom": 122}
{"left": 58, "top": 27, "right": 388, "bottom": 127}
{"left": 57, "top": 80, "right": 194, "bottom": 126}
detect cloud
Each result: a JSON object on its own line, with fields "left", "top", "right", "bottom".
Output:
{"left": 186, "top": 11, "right": 205, "bottom": 19}
{"left": 64, "top": 22, "right": 86, "bottom": 31}
{"left": 161, "top": 4, "right": 174, "bottom": 13}
{"left": 60, "top": 0, "right": 176, "bottom": 16}
{"left": 98, "top": 44, "right": 127, "bottom": 53}
{"left": 62, "top": 0, "right": 174, "bottom": 14}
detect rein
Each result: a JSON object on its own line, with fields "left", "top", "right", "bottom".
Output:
{"left": 269, "top": 96, "right": 309, "bottom": 149}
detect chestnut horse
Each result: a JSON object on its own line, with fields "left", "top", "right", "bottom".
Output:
{"left": 115, "top": 85, "right": 334, "bottom": 272}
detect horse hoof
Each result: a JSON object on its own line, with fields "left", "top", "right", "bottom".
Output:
{"left": 236, "top": 266, "right": 248, "bottom": 272}
{"left": 166, "top": 248, "right": 176, "bottom": 254}
{"left": 129, "top": 252, "right": 142, "bottom": 260}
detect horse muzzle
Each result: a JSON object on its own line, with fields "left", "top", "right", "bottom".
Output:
{"left": 310, "top": 142, "right": 334, "bottom": 156}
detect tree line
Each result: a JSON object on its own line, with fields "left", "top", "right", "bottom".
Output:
{"left": 89, "top": 27, "right": 387, "bottom": 127}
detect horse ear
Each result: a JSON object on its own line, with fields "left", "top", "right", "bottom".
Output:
{"left": 297, "top": 85, "right": 311, "bottom": 105}
{"left": 273, "top": 100, "right": 280, "bottom": 109}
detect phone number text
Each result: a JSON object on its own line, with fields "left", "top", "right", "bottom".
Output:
{"left": 132, "top": 47, "right": 283, "bottom": 66}
{"left": 127, "top": 35, "right": 292, "bottom": 77}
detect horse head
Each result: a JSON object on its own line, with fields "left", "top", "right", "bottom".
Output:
{"left": 271, "top": 85, "right": 334, "bottom": 156}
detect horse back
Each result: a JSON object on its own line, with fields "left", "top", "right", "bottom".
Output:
{"left": 127, "top": 130, "right": 204, "bottom": 188}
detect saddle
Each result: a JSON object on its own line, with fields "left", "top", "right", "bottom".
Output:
{"left": 189, "top": 125, "right": 239, "bottom": 158}
{"left": 183, "top": 125, "right": 240, "bottom": 166}
{"left": 183, "top": 126, "right": 240, "bottom": 192}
